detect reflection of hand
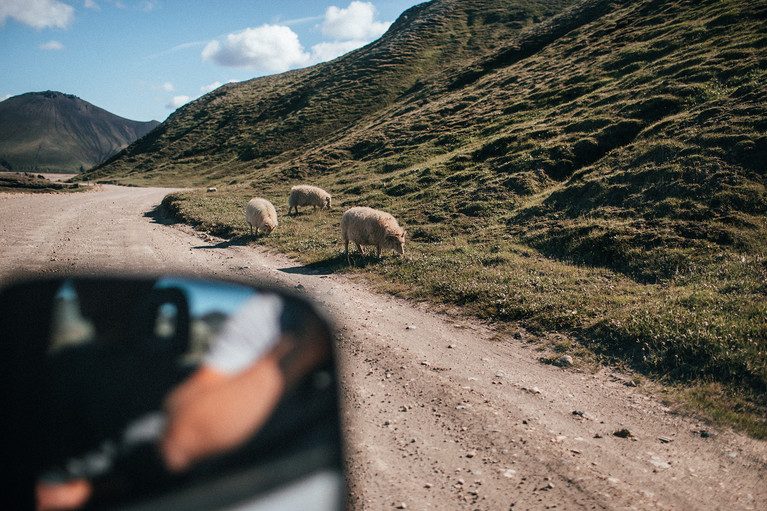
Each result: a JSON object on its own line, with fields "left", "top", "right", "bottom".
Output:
{"left": 161, "top": 347, "right": 287, "bottom": 472}
{"left": 36, "top": 412, "right": 166, "bottom": 511}
{"left": 36, "top": 479, "right": 92, "bottom": 511}
{"left": 163, "top": 365, "right": 226, "bottom": 411}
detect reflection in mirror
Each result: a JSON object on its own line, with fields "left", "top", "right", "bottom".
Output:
{"left": 1, "top": 275, "right": 344, "bottom": 511}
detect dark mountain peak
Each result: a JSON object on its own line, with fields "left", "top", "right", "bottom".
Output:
{"left": 0, "top": 91, "right": 160, "bottom": 173}
{"left": 41, "top": 90, "right": 77, "bottom": 100}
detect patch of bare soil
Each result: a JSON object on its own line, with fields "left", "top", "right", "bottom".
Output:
{"left": 1, "top": 186, "right": 764, "bottom": 510}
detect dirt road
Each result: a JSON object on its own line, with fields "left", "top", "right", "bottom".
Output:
{"left": 1, "top": 186, "right": 764, "bottom": 510}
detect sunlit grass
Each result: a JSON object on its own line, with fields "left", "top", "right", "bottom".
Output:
{"left": 164, "top": 187, "right": 767, "bottom": 438}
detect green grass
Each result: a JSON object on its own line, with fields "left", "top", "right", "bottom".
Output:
{"left": 163, "top": 185, "right": 767, "bottom": 439}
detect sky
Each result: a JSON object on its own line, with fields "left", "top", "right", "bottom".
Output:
{"left": 1, "top": 0, "right": 424, "bottom": 122}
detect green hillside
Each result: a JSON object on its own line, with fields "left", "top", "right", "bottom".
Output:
{"left": 85, "top": 0, "right": 574, "bottom": 182}
{"left": 87, "top": 0, "right": 767, "bottom": 436}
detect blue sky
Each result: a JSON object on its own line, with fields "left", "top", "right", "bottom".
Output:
{"left": 1, "top": 0, "right": 423, "bottom": 122}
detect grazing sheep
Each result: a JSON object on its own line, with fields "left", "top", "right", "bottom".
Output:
{"left": 245, "top": 198, "right": 278, "bottom": 236}
{"left": 288, "top": 185, "right": 332, "bottom": 215}
{"left": 340, "top": 206, "right": 406, "bottom": 263}
{"left": 206, "top": 187, "right": 217, "bottom": 193}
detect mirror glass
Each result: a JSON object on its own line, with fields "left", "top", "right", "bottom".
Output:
{"left": 2, "top": 275, "right": 344, "bottom": 511}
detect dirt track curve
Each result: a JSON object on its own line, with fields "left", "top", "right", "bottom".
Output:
{"left": 1, "top": 185, "right": 764, "bottom": 510}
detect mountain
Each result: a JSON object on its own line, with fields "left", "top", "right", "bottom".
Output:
{"left": 69, "top": 0, "right": 767, "bottom": 428}
{"left": 87, "top": 0, "right": 766, "bottom": 271}
{"left": 88, "top": 0, "right": 766, "bottom": 271}
{"left": 87, "top": 0, "right": 575, "bottom": 182}
{"left": 87, "top": 0, "right": 766, "bottom": 183}
{"left": 0, "top": 91, "right": 160, "bottom": 173}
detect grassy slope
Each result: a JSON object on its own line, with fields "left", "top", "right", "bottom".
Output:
{"left": 96, "top": 0, "right": 767, "bottom": 436}
{"left": 84, "top": 0, "right": 573, "bottom": 185}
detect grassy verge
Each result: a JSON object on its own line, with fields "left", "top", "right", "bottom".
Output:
{"left": 0, "top": 173, "right": 86, "bottom": 193}
{"left": 162, "top": 186, "right": 767, "bottom": 438}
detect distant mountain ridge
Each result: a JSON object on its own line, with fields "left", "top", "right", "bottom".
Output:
{"left": 0, "top": 91, "right": 159, "bottom": 173}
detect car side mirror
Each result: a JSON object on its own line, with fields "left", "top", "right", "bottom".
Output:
{"left": 1, "top": 274, "right": 345, "bottom": 511}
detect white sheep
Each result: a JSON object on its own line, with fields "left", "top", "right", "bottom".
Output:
{"left": 245, "top": 198, "right": 278, "bottom": 236}
{"left": 340, "top": 206, "right": 406, "bottom": 263}
{"left": 288, "top": 185, "right": 332, "bottom": 215}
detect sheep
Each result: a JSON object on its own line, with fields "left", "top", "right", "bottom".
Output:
{"left": 206, "top": 187, "right": 217, "bottom": 193}
{"left": 245, "top": 198, "right": 278, "bottom": 236}
{"left": 340, "top": 206, "right": 406, "bottom": 263}
{"left": 288, "top": 185, "right": 332, "bottom": 215}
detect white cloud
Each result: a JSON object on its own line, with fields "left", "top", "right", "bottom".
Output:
{"left": 310, "top": 39, "right": 366, "bottom": 62}
{"left": 140, "top": 1, "right": 158, "bottom": 12}
{"left": 320, "top": 1, "right": 390, "bottom": 41}
{"left": 202, "top": 24, "right": 311, "bottom": 72}
{"left": 39, "top": 39, "right": 64, "bottom": 50}
{"left": 147, "top": 41, "right": 206, "bottom": 60}
{"left": 201, "top": 81, "right": 222, "bottom": 94}
{"left": 0, "top": 0, "right": 75, "bottom": 29}
{"left": 84, "top": 0, "right": 100, "bottom": 10}
{"left": 201, "top": 2, "right": 391, "bottom": 73}
{"left": 201, "top": 79, "right": 239, "bottom": 94}
{"left": 166, "top": 95, "right": 190, "bottom": 110}
{"left": 281, "top": 15, "right": 324, "bottom": 26}
{"left": 150, "top": 82, "right": 174, "bottom": 93}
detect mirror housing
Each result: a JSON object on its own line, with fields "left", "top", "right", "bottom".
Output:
{"left": 1, "top": 274, "right": 345, "bottom": 511}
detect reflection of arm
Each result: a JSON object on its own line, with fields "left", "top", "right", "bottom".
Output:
{"left": 204, "top": 294, "right": 284, "bottom": 375}
{"left": 161, "top": 342, "right": 288, "bottom": 472}
{"left": 160, "top": 293, "right": 332, "bottom": 473}
{"left": 37, "top": 479, "right": 92, "bottom": 511}
{"left": 161, "top": 294, "right": 285, "bottom": 472}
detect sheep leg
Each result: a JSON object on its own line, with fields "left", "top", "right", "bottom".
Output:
{"left": 345, "top": 240, "right": 351, "bottom": 264}
{"left": 376, "top": 245, "right": 381, "bottom": 259}
{"left": 356, "top": 243, "right": 365, "bottom": 256}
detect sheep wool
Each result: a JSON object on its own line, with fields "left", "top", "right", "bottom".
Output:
{"left": 245, "top": 198, "right": 278, "bottom": 236}
{"left": 340, "top": 206, "right": 406, "bottom": 263}
{"left": 288, "top": 185, "right": 332, "bottom": 215}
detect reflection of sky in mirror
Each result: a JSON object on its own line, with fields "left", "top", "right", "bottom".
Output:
{"left": 155, "top": 277, "right": 257, "bottom": 317}
{"left": 54, "top": 279, "right": 77, "bottom": 300}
